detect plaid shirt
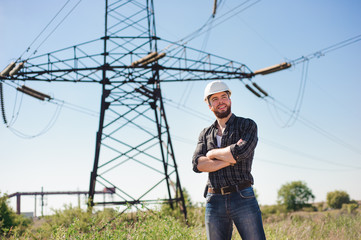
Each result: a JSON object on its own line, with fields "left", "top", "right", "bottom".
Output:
{"left": 192, "top": 114, "right": 258, "bottom": 188}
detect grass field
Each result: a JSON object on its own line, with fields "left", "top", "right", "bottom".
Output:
{"left": 2, "top": 202, "right": 360, "bottom": 239}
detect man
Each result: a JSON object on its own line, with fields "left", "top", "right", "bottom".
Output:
{"left": 192, "top": 80, "right": 266, "bottom": 240}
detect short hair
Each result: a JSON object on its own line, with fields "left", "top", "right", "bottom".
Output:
{"left": 207, "top": 90, "right": 231, "bottom": 105}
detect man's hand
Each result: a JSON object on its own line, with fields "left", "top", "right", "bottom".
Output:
{"left": 197, "top": 156, "right": 231, "bottom": 172}
{"left": 206, "top": 149, "right": 217, "bottom": 159}
{"left": 206, "top": 146, "right": 236, "bottom": 164}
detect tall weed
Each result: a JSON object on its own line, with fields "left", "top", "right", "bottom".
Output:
{"left": 3, "top": 204, "right": 361, "bottom": 239}
{"left": 264, "top": 210, "right": 361, "bottom": 240}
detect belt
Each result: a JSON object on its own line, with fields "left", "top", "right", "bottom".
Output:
{"left": 208, "top": 181, "right": 251, "bottom": 195}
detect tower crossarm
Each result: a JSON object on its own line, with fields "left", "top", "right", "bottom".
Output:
{"left": 1, "top": 37, "right": 254, "bottom": 84}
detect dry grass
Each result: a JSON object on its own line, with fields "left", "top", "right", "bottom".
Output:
{"left": 263, "top": 209, "right": 361, "bottom": 240}
{"left": 3, "top": 204, "right": 360, "bottom": 239}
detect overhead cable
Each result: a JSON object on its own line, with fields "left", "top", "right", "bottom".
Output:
{"left": 179, "top": 5, "right": 218, "bottom": 108}
{"left": 256, "top": 157, "right": 359, "bottom": 172}
{"left": 7, "top": 102, "right": 63, "bottom": 139}
{"left": 163, "top": 0, "right": 260, "bottom": 53}
{"left": 19, "top": 0, "right": 83, "bottom": 62}
{"left": 163, "top": 95, "right": 361, "bottom": 169}
{"left": 17, "top": 0, "right": 72, "bottom": 61}
{"left": 264, "top": 96, "right": 361, "bottom": 156}
{"left": 0, "top": 81, "right": 61, "bottom": 138}
{"left": 31, "top": 0, "right": 83, "bottom": 58}
{"left": 279, "top": 60, "right": 309, "bottom": 127}
{"left": 247, "top": 74, "right": 361, "bottom": 155}
{"left": 197, "top": 0, "right": 261, "bottom": 41}
{"left": 289, "top": 34, "right": 361, "bottom": 65}
{"left": 238, "top": 74, "right": 361, "bottom": 156}
{"left": 260, "top": 137, "right": 361, "bottom": 169}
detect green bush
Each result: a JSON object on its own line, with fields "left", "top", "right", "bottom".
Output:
{"left": 327, "top": 190, "right": 350, "bottom": 209}
{"left": 316, "top": 202, "right": 326, "bottom": 212}
{"left": 341, "top": 203, "right": 358, "bottom": 214}
{"left": 0, "top": 193, "right": 31, "bottom": 237}
{"left": 261, "top": 204, "right": 287, "bottom": 215}
{"left": 301, "top": 205, "right": 317, "bottom": 212}
{"left": 261, "top": 204, "right": 288, "bottom": 222}
{"left": 15, "top": 205, "right": 201, "bottom": 239}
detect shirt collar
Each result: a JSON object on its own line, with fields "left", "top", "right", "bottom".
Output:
{"left": 211, "top": 113, "right": 235, "bottom": 129}
{"left": 227, "top": 113, "right": 236, "bottom": 125}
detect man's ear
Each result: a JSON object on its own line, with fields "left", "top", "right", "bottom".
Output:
{"left": 209, "top": 103, "right": 215, "bottom": 112}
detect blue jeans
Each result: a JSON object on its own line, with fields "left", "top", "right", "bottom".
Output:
{"left": 205, "top": 187, "right": 266, "bottom": 240}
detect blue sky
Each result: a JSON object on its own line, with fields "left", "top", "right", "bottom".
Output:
{"left": 1, "top": 0, "right": 361, "bottom": 215}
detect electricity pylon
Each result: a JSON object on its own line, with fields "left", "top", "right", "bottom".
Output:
{"left": 1, "top": 0, "right": 288, "bottom": 220}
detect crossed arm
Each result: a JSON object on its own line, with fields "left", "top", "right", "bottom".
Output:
{"left": 197, "top": 146, "right": 237, "bottom": 172}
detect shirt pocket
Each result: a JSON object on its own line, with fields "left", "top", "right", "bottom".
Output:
{"left": 206, "top": 134, "right": 216, "bottom": 150}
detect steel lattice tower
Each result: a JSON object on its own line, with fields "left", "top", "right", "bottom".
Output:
{"left": 1, "top": 0, "right": 259, "bottom": 219}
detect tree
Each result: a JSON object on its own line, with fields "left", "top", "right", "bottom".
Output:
{"left": 0, "top": 192, "right": 30, "bottom": 235}
{"left": 326, "top": 190, "right": 350, "bottom": 209}
{"left": 0, "top": 192, "right": 18, "bottom": 234}
{"left": 277, "top": 181, "right": 315, "bottom": 211}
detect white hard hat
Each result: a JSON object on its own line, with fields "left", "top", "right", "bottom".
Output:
{"left": 204, "top": 80, "right": 231, "bottom": 102}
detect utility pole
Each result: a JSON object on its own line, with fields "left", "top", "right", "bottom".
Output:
{"left": 41, "top": 187, "right": 44, "bottom": 217}
{"left": 0, "top": 0, "right": 290, "bottom": 220}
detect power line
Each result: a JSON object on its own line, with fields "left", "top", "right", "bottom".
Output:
{"left": 281, "top": 60, "right": 309, "bottom": 127}
{"left": 7, "top": 102, "right": 63, "bottom": 139}
{"left": 165, "top": 82, "right": 361, "bottom": 167}
{"left": 162, "top": 0, "right": 261, "bottom": 53}
{"left": 241, "top": 33, "right": 361, "bottom": 155}
{"left": 164, "top": 90, "right": 361, "bottom": 168}
{"left": 30, "top": 0, "right": 83, "bottom": 59}
{"left": 51, "top": 98, "right": 100, "bottom": 118}
{"left": 256, "top": 157, "right": 359, "bottom": 172}
{"left": 3, "top": 1, "right": 360, "bottom": 170}
{"left": 194, "top": 0, "right": 261, "bottom": 41}
{"left": 260, "top": 60, "right": 309, "bottom": 128}
{"left": 248, "top": 74, "right": 361, "bottom": 156}
{"left": 164, "top": 97, "right": 213, "bottom": 123}
{"left": 0, "top": 81, "right": 67, "bottom": 138}
{"left": 289, "top": 34, "right": 361, "bottom": 65}
{"left": 4, "top": 78, "right": 359, "bottom": 169}
{"left": 17, "top": 0, "right": 72, "bottom": 61}
{"left": 170, "top": 96, "right": 361, "bottom": 169}
{"left": 20, "top": 0, "right": 83, "bottom": 62}
{"left": 264, "top": 96, "right": 361, "bottom": 156}
{"left": 260, "top": 137, "right": 361, "bottom": 169}
{"left": 168, "top": 97, "right": 361, "bottom": 170}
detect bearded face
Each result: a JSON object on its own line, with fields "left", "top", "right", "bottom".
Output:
{"left": 214, "top": 104, "right": 231, "bottom": 118}
{"left": 208, "top": 92, "right": 232, "bottom": 119}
